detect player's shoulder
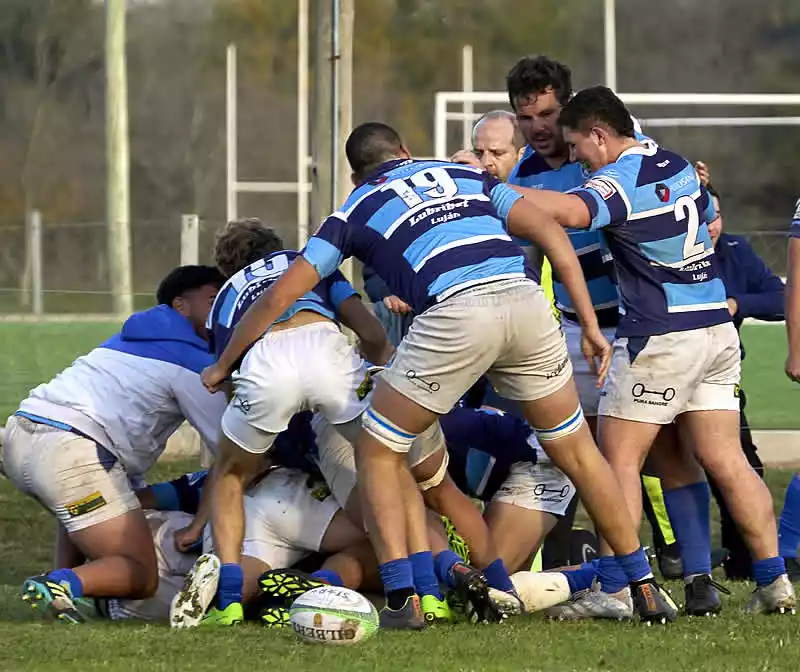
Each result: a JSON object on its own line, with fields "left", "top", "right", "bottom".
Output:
{"left": 509, "top": 147, "right": 552, "bottom": 183}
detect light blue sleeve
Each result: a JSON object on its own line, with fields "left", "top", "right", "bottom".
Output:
{"left": 489, "top": 182, "right": 523, "bottom": 224}
{"left": 328, "top": 270, "right": 358, "bottom": 308}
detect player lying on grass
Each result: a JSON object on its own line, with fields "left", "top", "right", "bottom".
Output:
{"left": 514, "top": 85, "right": 796, "bottom": 616}
{"left": 202, "top": 121, "right": 677, "bottom": 628}
{"left": 1, "top": 266, "right": 227, "bottom": 624}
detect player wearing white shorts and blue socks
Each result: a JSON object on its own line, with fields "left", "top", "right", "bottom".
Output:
{"left": 519, "top": 86, "right": 796, "bottom": 617}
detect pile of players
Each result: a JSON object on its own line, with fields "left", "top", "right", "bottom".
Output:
{"left": 2, "top": 55, "right": 799, "bottom": 632}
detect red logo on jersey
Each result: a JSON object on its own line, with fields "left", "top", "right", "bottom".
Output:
{"left": 655, "top": 183, "right": 670, "bottom": 203}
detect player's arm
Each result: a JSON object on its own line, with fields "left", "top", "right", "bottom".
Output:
{"left": 786, "top": 211, "right": 800, "bottom": 381}
{"left": 337, "top": 294, "right": 395, "bottom": 366}
{"left": 509, "top": 186, "right": 592, "bottom": 229}
{"left": 731, "top": 240, "right": 784, "bottom": 321}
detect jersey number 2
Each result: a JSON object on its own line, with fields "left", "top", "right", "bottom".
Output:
{"left": 674, "top": 195, "right": 705, "bottom": 260}
{"left": 381, "top": 167, "right": 458, "bottom": 207}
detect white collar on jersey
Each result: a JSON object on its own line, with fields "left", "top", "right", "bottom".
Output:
{"left": 617, "top": 139, "right": 659, "bottom": 160}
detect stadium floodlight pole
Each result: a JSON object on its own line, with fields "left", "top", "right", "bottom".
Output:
{"left": 226, "top": 44, "right": 238, "bottom": 223}
{"left": 297, "top": 0, "right": 310, "bottom": 247}
{"left": 105, "top": 0, "right": 133, "bottom": 316}
{"left": 604, "top": 0, "right": 617, "bottom": 90}
{"left": 461, "top": 44, "right": 474, "bottom": 150}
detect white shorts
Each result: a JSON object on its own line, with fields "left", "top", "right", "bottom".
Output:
{"left": 563, "top": 320, "right": 617, "bottom": 417}
{"left": 491, "top": 438, "right": 575, "bottom": 517}
{"left": 598, "top": 322, "right": 741, "bottom": 424}
{"left": 221, "top": 322, "right": 372, "bottom": 454}
{"left": 312, "top": 413, "right": 447, "bottom": 508}
{"left": 382, "top": 279, "right": 571, "bottom": 415}
{"left": 203, "top": 468, "right": 340, "bottom": 569}
{"left": 106, "top": 510, "right": 198, "bottom": 621}
{"left": 1, "top": 415, "right": 140, "bottom": 533}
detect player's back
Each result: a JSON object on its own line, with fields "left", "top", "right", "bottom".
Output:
{"left": 583, "top": 145, "right": 729, "bottom": 337}
{"left": 208, "top": 250, "right": 355, "bottom": 360}
{"left": 313, "top": 159, "right": 535, "bottom": 314}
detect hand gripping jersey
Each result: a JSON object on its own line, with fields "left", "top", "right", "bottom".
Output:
{"left": 571, "top": 143, "right": 729, "bottom": 338}
{"left": 207, "top": 250, "right": 357, "bottom": 360}
{"left": 302, "top": 159, "right": 533, "bottom": 315}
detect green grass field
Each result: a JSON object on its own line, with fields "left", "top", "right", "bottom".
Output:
{"left": 0, "top": 460, "right": 797, "bottom": 672}
{"left": 1, "top": 321, "right": 797, "bottom": 428}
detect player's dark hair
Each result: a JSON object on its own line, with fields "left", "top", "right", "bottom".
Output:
{"left": 214, "top": 218, "right": 285, "bottom": 278}
{"left": 558, "top": 86, "right": 635, "bottom": 138}
{"left": 707, "top": 183, "right": 720, "bottom": 202}
{"left": 346, "top": 122, "right": 405, "bottom": 180}
{"left": 156, "top": 265, "right": 225, "bottom": 307}
{"left": 506, "top": 56, "right": 572, "bottom": 110}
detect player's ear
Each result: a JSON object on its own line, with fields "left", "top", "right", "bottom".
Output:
{"left": 350, "top": 171, "right": 359, "bottom": 187}
{"left": 399, "top": 144, "right": 412, "bottom": 160}
{"left": 517, "top": 146, "right": 526, "bottom": 161}
{"left": 171, "top": 296, "right": 189, "bottom": 317}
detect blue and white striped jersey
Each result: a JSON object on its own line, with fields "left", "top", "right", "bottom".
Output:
{"left": 207, "top": 250, "right": 356, "bottom": 360}
{"left": 791, "top": 198, "right": 800, "bottom": 238}
{"left": 302, "top": 159, "right": 533, "bottom": 314}
{"left": 571, "top": 143, "right": 729, "bottom": 338}
{"left": 508, "top": 149, "right": 619, "bottom": 326}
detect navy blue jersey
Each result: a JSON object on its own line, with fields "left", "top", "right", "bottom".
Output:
{"left": 207, "top": 250, "right": 356, "bottom": 360}
{"left": 440, "top": 406, "right": 537, "bottom": 502}
{"left": 302, "top": 159, "right": 533, "bottom": 315}
{"left": 572, "top": 144, "right": 729, "bottom": 338}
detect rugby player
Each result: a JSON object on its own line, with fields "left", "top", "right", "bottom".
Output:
{"left": 517, "top": 85, "right": 796, "bottom": 615}
{"left": 202, "top": 121, "right": 676, "bottom": 627}
{"left": 781, "top": 197, "right": 800, "bottom": 580}
{"left": 1, "top": 266, "right": 227, "bottom": 623}
{"left": 198, "top": 218, "right": 394, "bottom": 626}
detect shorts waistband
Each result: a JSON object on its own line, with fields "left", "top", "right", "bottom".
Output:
{"left": 438, "top": 277, "right": 536, "bottom": 304}
{"left": 14, "top": 411, "right": 102, "bottom": 445}
{"left": 263, "top": 320, "right": 341, "bottom": 339}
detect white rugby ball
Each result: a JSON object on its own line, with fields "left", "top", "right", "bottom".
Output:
{"left": 289, "top": 586, "right": 379, "bottom": 645}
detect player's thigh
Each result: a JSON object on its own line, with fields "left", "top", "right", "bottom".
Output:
{"left": 70, "top": 508, "right": 157, "bottom": 573}
{"left": 677, "top": 409, "right": 744, "bottom": 482}
{"left": 380, "top": 288, "right": 510, "bottom": 416}
{"left": 484, "top": 501, "right": 557, "bottom": 573}
{"left": 488, "top": 281, "right": 572, "bottom": 405}
{"left": 562, "top": 320, "right": 616, "bottom": 417}
{"left": 642, "top": 424, "right": 705, "bottom": 488}
{"left": 319, "top": 510, "right": 367, "bottom": 554}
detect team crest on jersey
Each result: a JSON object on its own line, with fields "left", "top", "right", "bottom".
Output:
{"left": 311, "top": 485, "right": 331, "bottom": 502}
{"left": 655, "top": 183, "right": 671, "bottom": 203}
{"left": 585, "top": 177, "right": 617, "bottom": 200}
{"left": 356, "top": 372, "right": 374, "bottom": 400}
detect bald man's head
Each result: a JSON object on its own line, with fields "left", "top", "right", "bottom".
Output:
{"left": 472, "top": 111, "right": 525, "bottom": 181}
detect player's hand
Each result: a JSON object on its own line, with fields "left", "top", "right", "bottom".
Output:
{"left": 174, "top": 524, "right": 202, "bottom": 553}
{"left": 383, "top": 295, "right": 412, "bottom": 314}
{"left": 581, "top": 327, "right": 612, "bottom": 387}
{"left": 785, "top": 352, "right": 800, "bottom": 383}
{"left": 695, "top": 161, "right": 711, "bottom": 187}
{"left": 727, "top": 297, "right": 738, "bottom": 316}
{"left": 450, "top": 149, "right": 481, "bottom": 169}
{"left": 201, "top": 363, "right": 227, "bottom": 393}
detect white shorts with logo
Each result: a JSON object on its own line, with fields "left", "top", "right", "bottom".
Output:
{"left": 221, "top": 322, "right": 373, "bottom": 454}
{"left": 382, "top": 279, "right": 572, "bottom": 415}
{"left": 598, "top": 322, "right": 741, "bottom": 424}
{"left": 312, "top": 413, "right": 446, "bottom": 508}
{"left": 1, "top": 415, "right": 140, "bottom": 533}
{"left": 203, "top": 468, "right": 340, "bottom": 569}
{"left": 491, "top": 436, "right": 575, "bottom": 517}
{"left": 563, "top": 320, "right": 617, "bottom": 417}
{"left": 106, "top": 510, "right": 198, "bottom": 621}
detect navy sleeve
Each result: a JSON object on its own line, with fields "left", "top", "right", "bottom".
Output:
{"left": 728, "top": 239, "right": 785, "bottom": 321}
{"left": 440, "top": 407, "right": 537, "bottom": 464}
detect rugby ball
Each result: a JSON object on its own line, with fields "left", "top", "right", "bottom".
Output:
{"left": 289, "top": 586, "right": 379, "bottom": 645}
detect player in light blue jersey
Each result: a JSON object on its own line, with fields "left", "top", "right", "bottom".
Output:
{"left": 518, "top": 86, "right": 796, "bottom": 615}
{"left": 190, "top": 218, "right": 393, "bottom": 627}
{"left": 202, "top": 121, "right": 677, "bottom": 627}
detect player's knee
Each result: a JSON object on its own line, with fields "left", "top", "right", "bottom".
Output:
{"left": 414, "top": 449, "right": 449, "bottom": 492}
{"left": 361, "top": 407, "right": 417, "bottom": 454}
{"left": 533, "top": 406, "right": 585, "bottom": 443}
{"left": 129, "top": 558, "right": 159, "bottom": 599}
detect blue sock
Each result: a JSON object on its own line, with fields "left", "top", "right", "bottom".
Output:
{"left": 483, "top": 558, "right": 515, "bottom": 593}
{"left": 312, "top": 569, "right": 344, "bottom": 587}
{"left": 752, "top": 557, "right": 786, "bottom": 587}
{"left": 47, "top": 569, "right": 83, "bottom": 598}
{"left": 563, "top": 561, "right": 598, "bottom": 595}
{"left": 217, "top": 563, "right": 243, "bottom": 610}
{"left": 434, "top": 550, "right": 462, "bottom": 589}
{"left": 664, "top": 482, "right": 712, "bottom": 578}
{"left": 596, "top": 556, "right": 628, "bottom": 594}
{"left": 779, "top": 474, "right": 800, "bottom": 558}
{"left": 616, "top": 547, "right": 654, "bottom": 584}
{"left": 378, "top": 558, "right": 415, "bottom": 595}
{"left": 409, "top": 551, "right": 442, "bottom": 599}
